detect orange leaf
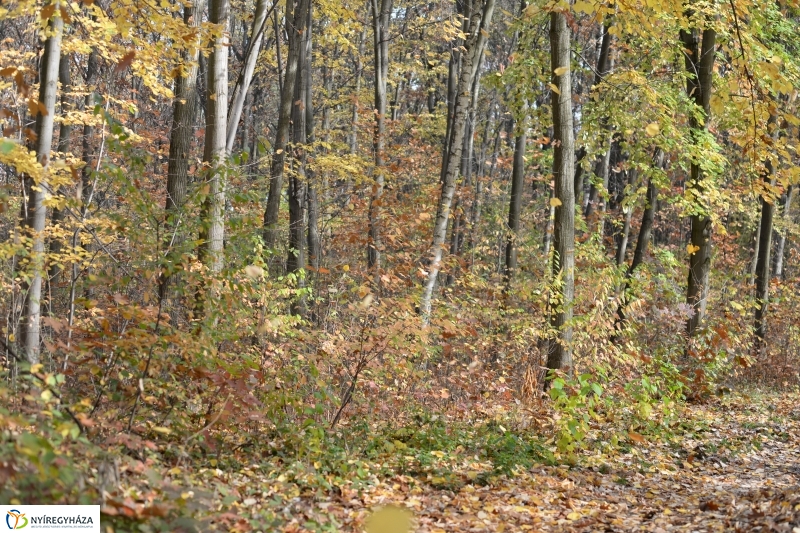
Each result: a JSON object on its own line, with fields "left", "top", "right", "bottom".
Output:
{"left": 628, "top": 431, "right": 645, "bottom": 444}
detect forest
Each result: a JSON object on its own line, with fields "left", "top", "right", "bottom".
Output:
{"left": 1, "top": 0, "right": 800, "bottom": 530}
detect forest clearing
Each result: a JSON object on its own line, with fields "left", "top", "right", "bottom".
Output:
{"left": 1, "top": 0, "right": 800, "bottom": 531}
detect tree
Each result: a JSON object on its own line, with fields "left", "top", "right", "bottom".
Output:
{"left": 198, "top": 0, "right": 230, "bottom": 274}
{"left": 263, "top": 0, "right": 311, "bottom": 250}
{"left": 367, "top": 0, "right": 393, "bottom": 285}
{"left": 159, "top": 0, "right": 205, "bottom": 299}
{"left": 18, "top": 3, "right": 64, "bottom": 364}
{"left": 420, "top": 0, "right": 495, "bottom": 321}
{"left": 680, "top": 10, "right": 716, "bottom": 338}
{"left": 545, "top": 8, "right": 575, "bottom": 374}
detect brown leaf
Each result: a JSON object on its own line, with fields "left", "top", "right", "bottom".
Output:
{"left": 115, "top": 51, "right": 136, "bottom": 74}
{"left": 41, "top": 4, "right": 56, "bottom": 20}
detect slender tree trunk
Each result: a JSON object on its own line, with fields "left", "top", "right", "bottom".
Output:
{"left": 226, "top": 0, "right": 269, "bottom": 153}
{"left": 287, "top": 4, "right": 312, "bottom": 316}
{"left": 198, "top": 0, "right": 229, "bottom": 273}
{"left": 305, "top": 6, "right": 320, "bottom": 273}
{"left": 615, "top": 169, "right": 637, "bottom": 266}
{"left": 264, "top": 0, "right": 311, "bottom": 249}
{"left": 80, "top": 46, "right": 99, "bottom": 210}
{"left": 681, "top": 22, "right": 716, "bottom": 338}
{"left": 19, "top": 5, "right": 63, "bottom": 364}
{"left": 367, "top": 0, "right": 393, "bottom": 284}
{"left": 749, "top": 215, "right": 761, "bottom": 286}
{"left": 159, "top": 0, "right": 204, "bottom": 299}
{"left": 754, "top": 126, "right": 778, "bottom": 347}
{"left": 503, "top": 131, "right": 525, "bottom": 292}
{"left": 545, "top": 10, "right": 575, "bottom": 374}
{"left": 773, "top": 184, "right": 793, "bottom": 279}
{"left": 48, "top": 54, "right": 73, "bottom": 286}
{"left": 613, "top": 150, "right": 663, "bottom": 337}
{"left": 420, "top": 0, "right": 495, "bottom": 322}
{"left": 351, "top": 11, "right": 368, "bottom": 155}
{"left": 576, "top": 22, "right": 612, "bottom": 209}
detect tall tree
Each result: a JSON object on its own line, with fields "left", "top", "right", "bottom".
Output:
{"left": 546, "top": 8, "right": 575, "bottom": 374}
{"left": 198, "top": 0, "right": 229, "bottom": 273}
{"left": 420, "top": 0, "right": 495, "bottom": 321}
{"left": 285, "top": 1, "right": 313, "bottom": 316}
{"left": 19, "top": 3, "right": 64, "bottom": 363}
{"left": 753, "top": 113, "right": 778, "bottom": 347}
{"left": 681, "top": 11, "right": 716, "bottom": 338}
{"left": 159, "top": 0, "right": 205, "bottom": 298}
{"left": 773, "top": 184, "right": 794, "bottom": 279}
{"left": 367, "top": 0, "right": 393, "bottom": 283}
{"left": 264, "top": 0, "right": 311, "bottom": 250}
{"left": 226, "top": 0, "right": 270, "bottom": 153}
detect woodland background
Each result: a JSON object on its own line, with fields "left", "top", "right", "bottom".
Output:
{"left": 1, "top": 0, "right": 800, "bottom": 530}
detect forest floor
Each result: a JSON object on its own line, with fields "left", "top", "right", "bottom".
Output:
{"left": 270, "top": 390, "right": 800, "bottom": 533}
{"left": 105, "top": 390, "right": 800, "bottom": 532}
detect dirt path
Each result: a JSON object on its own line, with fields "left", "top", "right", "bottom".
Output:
{"left": 331, "top": 394, "right": 800, "bottom": 532}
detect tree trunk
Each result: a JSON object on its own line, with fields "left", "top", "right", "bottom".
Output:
{"left": 287, "top": 3, "right": 312, "bottom": 316}
{"left": 226, "top": 0, "right": 269, "bottom": 153}
{"left": 198, "top": 0, "right": 229, "bottom": 273}
{"left": 264, "top": 0, "right": 311, "bottom": 249}
{"left": 613, "top": 150, "right": 663, "bottom": 337}
{"left": 773, "top": 184, "right": 793, "bottom": 279}
{"left": 420, "top": 0, "right": 495, "bottom": 322}
{"left": 545, "top": 10, "right": 575, "bottom": 374}
{"left": 576, "top": 22, "right": 612, "bottom": 208}
{"left": 503, "top": 131, "right": 525, "bottom": 292}
{"left": 351, "top": 11, "right": 368, "bottom": 155}
{"left": 615, "top": 169, "right": 637, "bottom": 266}
{"left": 19, "top": 6, "right": 63, "bottom": 364}
{"left": 305, "top": 6, "right": 320, "bottom": 273}
{"left": 681, "top": 22, "right": 716, "bottom": 338}
{"left": 48, "top": 54, "right": 73, "bottom": 286}
{"left": 754, "top": 127, "right": 778, "bottom": 347}
{"left": 367, "top": 0, "right": 393, "bottom": 284}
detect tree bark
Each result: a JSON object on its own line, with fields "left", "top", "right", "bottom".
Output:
{"left": 198, "top": 0, "right": 229, "bottom": 273}
{"left": 773, "top": 184, "right": 793, "bottom": 279}
{"left": 754, "top": 123, "right": 778, "bottom": 347}
{"left": 264, "top": 0, "right": 311, "bottom": 249}
{"left": 19, "top": 5, "right": 63, "bottom": 364}
{"left": 420, "top": 0, "right": 495, "bottom": 322}
{"left": 367, "top": 0, "right": 393, "bottom": 283}
{"left": 226, "top": 0, "right": 269, "bottom": 153}
{"left": 545, "top": 10, "right": 575, "bottom": 374}
{"left": 48, "top": 54, "right": 73, "bottom": 286}
{"left": 613, "top": 151, "right": 662, "bottom": 337}
{"left": 287, "top": 3, "right": 312, "bottom": 316}
{"left": 503, "top": 131, "right": 526, "bottom": 292}
{"left": 681, "top": 22, "right": 716, "bottom": 338}
{"left": 159, "top": 0, "right": 204, "bottom": 299}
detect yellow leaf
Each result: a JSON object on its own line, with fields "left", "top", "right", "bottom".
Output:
{"left": 567, "top": 511, "right": 581, "bottom": 520}
{"left": 645, "top": 122, "right": 660, "bottom": 136}
{"left": 687, "top": 243, "right": 700, "bottom": 255}
{"left": 550, "top": 197, "right": 563, "bottom": 207}
{"left": 549, "top": 83, "right": 561, "bottom": 95}
{"left": 554, "top": 66, "right": 568, "bottom": 76}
